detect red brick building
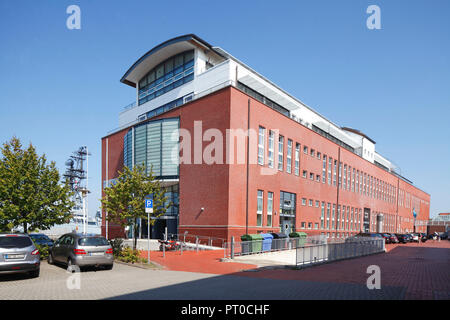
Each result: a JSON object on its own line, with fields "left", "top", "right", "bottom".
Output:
{"left": 101, "top": 35, "right": 430, "bottom": 242}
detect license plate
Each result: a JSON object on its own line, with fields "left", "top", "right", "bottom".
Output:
{"left": 89, "top": 252, "right": 103, "bottom": 256}
{"left": 5, "top": 254, "right": 25, "bottom": 259}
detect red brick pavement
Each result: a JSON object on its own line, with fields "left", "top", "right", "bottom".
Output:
{"left": 140, "top": 241, "right": 450, "bottom": 299}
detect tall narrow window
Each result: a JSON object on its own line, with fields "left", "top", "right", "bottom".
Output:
{"left": 338, "top": 162, "right": 342, "bottom": 188}
{"left": 321, "top": 202, "right": 325, "bottom": 229}
{"left": 333, "top": 160, "right": 337, "bottom": 186}
{"left": 356, "top": 170, "right": 359, "bottom": 193}
{"left": 328, "top": 157, "right": 332, "bottom": 185}
{"left": 352, "top": 168, "right": 355, "bottom": 192}
{"left": 347, "top": 166, "right": 351, "bottom": 191}
{"left": 322, "top": 155, "right": 327, "bottom": 183}
{"left": 267, "top": 192, "right": 273, "bottom": 227}
{"left": 326, "top": 203, "right": 331, "bottom": 229}
{"left": 268, "top": 130, "right": 274, "bottom": 168}
{"left": 278, "top": 135, "right": 284, "bottom": 171}
{"left": 294, "top": 143, "right": 300, "bottom": 176}
{"left": 337, "top": 205, "right": 341, "bottom": 230}
{"left": 257, "top": 190, "right": 263, "bottom": 227}
{"left": 286, "top": 139, "right": 292, "bottom": 174}
{"left": 258, "top": 127, "right": 265, "bottom": 166}
{"left": 343, "top": 164, "right": 347, "bottom": 190}
{"left": 332, "top": 204, "right": 336, "bottom": 229}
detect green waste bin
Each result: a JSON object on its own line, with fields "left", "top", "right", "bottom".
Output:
{"left": 241, "top": 234, "right": 263, "bottom": 254}
{"left": 289, "top": 232, "right": 307, "bottom": 247}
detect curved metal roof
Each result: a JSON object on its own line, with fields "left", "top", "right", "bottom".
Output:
{"left": 120, "top": 34, "right": 224, "bottom": 87}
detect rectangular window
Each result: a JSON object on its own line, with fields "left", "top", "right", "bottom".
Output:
{"left": 268, "top": 130, "right": 274, "bottom": 168}
{"left": 267, "top": 192, "right": 273, "bottom": 227}
{"left": 309, "top": 172, "right": 314, "bottom": 180}
{"left": 352, "top": 168, "right": 355, "bottom": 192}
{"left": 303, "top": 146, "right": 308, "bottom": 154}
{"left": 309, "top": 199, "right": 313, "bottom": 207}
{"left": 337, "top": 205, "right": 341, "bottom": 230}
{"left": 302, "top": 198, "right": 307, "bottom": 206}
{"left": 328, "top": 157, "right": 332, "bottom": 185}
{"left": 347, "top": 166, "right": 351, "bottom": 191}
{"left": 322, "top": 155, "right": 327, "bottom": 183}
{"left": 286, "top": 139, "right": 292, "bottom": 173}
{"left": 258, "top": 127, "right": 265, "bottom": 166}
{"left": 332, "top": 204, "right": 336, "bottom": 229}
{"left": 310, "top": 149, "right": 315, "bottom": 157}
{"left": 294, "top": 143, "right": 300, "bottom": 176}
{"left": 333, "top": 160, "right": 337, "bottom": 186}
{"left": 257, "top": 190, "right": 263, "bottom": 227}
{"left": 343, "top": 164, "right": 347, "bottom": 190}
{"left": 317, "top": 152, "right": 321, "bottom": 160}
{"left": 302, "top": 170, "right": 307, "bottom": 178}
{"left": 339, "top": 162, "right": 342, "bottom": 188}
{"left": 321, "top": 202, "right": 325, "bottom": 229}
{"left": 326, "top": 203, "right": 331, "bottom": 229}
{"left": 278, "top": 135, "right": 284, "bottom": 171}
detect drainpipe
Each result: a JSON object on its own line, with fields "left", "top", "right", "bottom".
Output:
{"left": 245, "top": 99, "right": 250, "bottom": 235}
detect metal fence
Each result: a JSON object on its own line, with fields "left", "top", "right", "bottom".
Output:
{"left": 296, "top": 237, "right": 385, "bottom": 267}
{"left": 223, "top": 235, "right": 326, "bottom": 258}
{"left": 168, "top": 233, "right": 226, "bottom": 249}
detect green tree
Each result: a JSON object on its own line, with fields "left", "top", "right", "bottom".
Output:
{"left": 0, "top": 137, "right": 74, "bottom": 233}
{"left": 101, "top": 164, "right": 170, "bottom": 250}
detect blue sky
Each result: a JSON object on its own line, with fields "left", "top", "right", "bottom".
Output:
{"left": 0, "top": 0, "right": 449, "bottom": 218}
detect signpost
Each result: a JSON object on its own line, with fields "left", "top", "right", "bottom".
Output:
{"left": 145, "top": 199, "right": 153, "bottom": 264}
{"left": 413, "top": 208, "right": 417, "bottom": 233}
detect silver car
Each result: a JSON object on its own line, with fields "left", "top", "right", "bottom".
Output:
{"left": 0, "top": 233, "right": 40, "bottom": 278}
{"left": 48, "top": 233, "right": 113, "bottom": 270}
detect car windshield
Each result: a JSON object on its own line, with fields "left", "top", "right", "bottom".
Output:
{"left": 30, "top": 235, "right": 50, "bottom": 241}
{"left": 78, "top": 237, "right": 109, "bottom": 246}
{"left": 0, "top": 236, "right": 33, "bottom": 248}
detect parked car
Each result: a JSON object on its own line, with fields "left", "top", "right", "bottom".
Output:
{"left": 378, "top": 233, "right": 392, "bottom": 244}
{"left": 346, "top": 233, "right": 384, "bottom": 243}
{"left": 29, "top": 233, "right": 54, "bottom": 247}
{"left": 388, "top": 233, "right": 399, "bottom": 243}
{"left": 0, "top": 233, "right": 40, "bottom": 278}
{"left": 48, "top": 233, "right": 113, "bottom": 270}
{"left": 410, "top": 233, "right": 420, "bottom": 242}
{"left": 395, "top": 234, "right": 409, "bottom": 243}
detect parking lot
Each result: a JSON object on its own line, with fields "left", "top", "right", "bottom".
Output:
{"left": 0, "top": 240, "right": 448, "bottom": 300}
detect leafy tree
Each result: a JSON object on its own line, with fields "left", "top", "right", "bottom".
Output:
{"left": 101, "top": 164, "right": 170, "bottom": 250}
{"left": 0, "top": 137, "right": 74, "bottom": 232}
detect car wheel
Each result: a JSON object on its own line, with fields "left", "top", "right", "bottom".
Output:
{"left": 104, "top": 264, "right": 113, "bottom": 270}
{"left": 48, "top": 253, "right": 54, "bottom": 265}
{"left": 67, "top": 258, "right": 76, "bottom": 273}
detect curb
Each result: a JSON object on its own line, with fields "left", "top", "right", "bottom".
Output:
{"left": 114, "top": 259, "right": 165, "bottom": 270}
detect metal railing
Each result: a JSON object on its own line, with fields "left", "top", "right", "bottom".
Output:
{"left": 223, "top": 235, "right": 326, "bottom": 259}
{"left": 296, "top": 237, "right": 385, "bottom": 267}
{"left": 168, "top": 233, "right": 226, "bottom": 249}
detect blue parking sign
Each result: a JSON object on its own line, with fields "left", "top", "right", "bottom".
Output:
{"left": 145, "top": 199, "right": 153, "bottom": 213}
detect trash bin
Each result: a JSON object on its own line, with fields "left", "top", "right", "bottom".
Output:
{"left": 289, "top": 232, "right": 307, "bottom": 247}
{"left": 271, "top": 232, "right": 288, "bottom": 250}
{"left": 241, "top": 234, "right": 263, "bottom": 254}
{"left": 260, "top": 233, "right": 273, "bottom": 252}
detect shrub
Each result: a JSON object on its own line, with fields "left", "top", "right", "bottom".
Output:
{"left": 117, "top": 247, "right": 141, "bottom": 264}
{"left": 34, "top": 244, "right": 49, "bottom": 260}
{"left": 109, "top": 238, "right": 124, "bottom": 257}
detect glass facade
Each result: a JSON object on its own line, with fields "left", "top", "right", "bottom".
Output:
{"left": 138, "top": 50, "right": 195, "bottom": 105}
{"left": 124, "top": 118, "right": 179, "bottom": 178}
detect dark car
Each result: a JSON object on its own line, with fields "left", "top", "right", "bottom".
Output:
{"left": 0, "top": 233, "right": 40, "bottom": 277}
{"left": 388, "top": 233, "right": 399, "bottom": 243}
{"left": 378, "top": 233, "right": 392, "bottom": 244}
{"left": 29, "top": 233, "right": 54, "bottom": 247}
{"left": 346, "top": 233, "right": 383, "bottom": 243}
{"left": 395, "top": 234, "right": 408, "bottom": 243}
